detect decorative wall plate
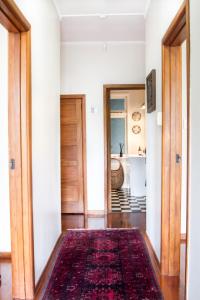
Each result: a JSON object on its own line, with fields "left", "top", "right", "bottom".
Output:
{"left": 132, "top": 125, "right": 141, "bottom": 134}
{"left": 132, "top": 111, "right": 141, "bottom": 121}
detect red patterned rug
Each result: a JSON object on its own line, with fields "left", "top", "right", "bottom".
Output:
{"left": 42, "top": 229, "right": 163, "bottom": 300}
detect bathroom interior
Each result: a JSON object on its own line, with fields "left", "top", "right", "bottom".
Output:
{"left": 110, "top": 89, "right": 146, "bottom": 213}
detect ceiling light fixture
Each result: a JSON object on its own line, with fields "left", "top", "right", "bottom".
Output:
{"left": 99, "top": 14, "right": 107, "bottom": 19}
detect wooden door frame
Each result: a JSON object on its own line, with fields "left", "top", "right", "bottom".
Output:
{"left": 104, "top": 84, "right": 145, "bottom": 214}
{"left": 0, "top": 0, "right": 34, "bottom": 299}
{"left": 60, "top": 94, "right": 88, "bottom": 214}
{"left": 161, "top": 0, "right": 190, "bottom": 285}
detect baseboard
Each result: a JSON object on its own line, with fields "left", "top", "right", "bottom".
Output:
{"left": 87, "top": 210, "right": 105, "bottom": 217}
{"left": 0, "top": 252, "right": 11, "bottom": 260}
{"left": 181, "top": 233, "right": 187, "bottom": 242}
{"left": 143, "top": 233, "right": 160, "bottom": 278}
{"left": 35, "top": 233, "right": 64, "bottom": 299}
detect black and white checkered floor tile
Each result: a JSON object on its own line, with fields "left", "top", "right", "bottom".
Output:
{"left": 111, "top": 189, "right": 146, "bottom": 213}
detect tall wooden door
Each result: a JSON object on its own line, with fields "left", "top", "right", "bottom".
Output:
{"left": 61, "top": 95, "right": 86, "bottom": 214}
{"left": 161, "top": 0, "right": 189, "bottom": 277}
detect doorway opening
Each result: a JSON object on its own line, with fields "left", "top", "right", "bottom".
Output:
{"left": 104, "top": 84, "right": 146, "bottom": 221}
{"left": 0, "top": 1, "right": 34, "bottom": 299}
{"left": 161, "top": 0, "right": 190, "bottom": 298}
{"left": 0, "top": 23, "right": 12, "bottom": 300}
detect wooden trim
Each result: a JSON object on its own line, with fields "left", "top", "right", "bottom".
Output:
{"left": 60, "top": 95, "right": 88, "bottom": 214}
{"left": 143, "top": 233, "right": 160, "bottom": 279}
{"left": 103, "top": 84, "right": 145, "bottom": 91}
{"left": 0, "top": 1, "right": 34, "bottom": 299}
{"left": 104, "top": 86, "right": 111, "bottom": 215}
{"left": 0, "top": 252, "right": 11, "bottom": 260}
{"left": 162, "top": 1, "right": 186, "bottom": 46}
{"left": 161, "top": 1, "right": 190, "bottom": 294}
{"left": 0, "top": 0, "right": 30, "bottom": 32}
{"left": 60, "top": 94, "right": 86, "bottom": 99}
{"left": 20, "top": 30, "right": 35, "bottom": 299}
{"left": 104, "top": 84, "right": 145, "bottom": 214}
{"left": 35, "top": 234, "right": 63, "bottom": 300}
{"left": 82, "top": 96, "right": 88, "bottom": 215}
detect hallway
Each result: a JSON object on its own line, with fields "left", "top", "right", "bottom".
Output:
{"left": 1, "top": 0, "right": 199, "bottom": 299}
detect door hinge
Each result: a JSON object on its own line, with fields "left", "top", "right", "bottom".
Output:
{"left": 176, "top": 154, "right": 181, "bottom": 164}
{"left": 9, "top": 159, "right": 16, "bottom": 170}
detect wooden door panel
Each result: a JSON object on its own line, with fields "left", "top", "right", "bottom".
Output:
{"left": 61, "top": 146, "right": 78, "bottom": 161}
{"left": 161, "top": 1, "right": 188, "bottom": 276}
{"left": 61, "top": 166, "right": 79, "bottom": 183}
{"left": 62, "top": 186, "right": 79, "bottom": 201}
{"left": 61, "top": 97, "right": 84, "bottom": 213}
{"left": 169, "top": 47, "right": 182, "bottom": 275}
{"left": 61, "top": 160, "right": 77, "bottom": 168}
{"left": 9, "top": 33, "right": 26, "bottom": 298}
{"left": 61, "top": 187, "right": 83, "bottom": 211}
{"left": 61, "top": 124, "right": 77, "bottom": 145}
{"left": 61, "top": 102, "right": 77, "bottom": 124}
{"left": 162, "top": 46, "right": 182, "bottom": 276}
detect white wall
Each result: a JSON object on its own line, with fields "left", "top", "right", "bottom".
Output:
{"left": 145, "top": 0, "right": 184, "bottom": 259}
{"left": 187, "top": 0, "right": 200, "bottom": 298}
{"left": 181, "top": 41, "right": 187, "bottom": 235}
{"left": 15, "top": 0, "right": 61, "bottom": 283}
{"left": 127, "top": 90, "right": 146, "bottom": 155}
{"left": 61, "top": 42, "right": 145, "bottom": 211}
{"left": 0, "top": 25, "right": 10, "bottom": 253}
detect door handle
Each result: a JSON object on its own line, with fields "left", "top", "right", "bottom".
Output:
{"left": 176, "top": 154, "right": 181, "bottom": 164}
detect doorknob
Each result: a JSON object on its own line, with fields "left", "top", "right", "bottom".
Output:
{"left": 176, "top": 154, "right": 181, "bottom": 164}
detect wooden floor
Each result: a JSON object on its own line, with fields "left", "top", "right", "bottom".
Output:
{"left": 0, "top": 213, "right": 186, "bottom": 300}
{"left": 62, "top": 212, "right": 146, "bottom": 232}
{"left": 0, "top": 259, "right": 12, "bottom": 300}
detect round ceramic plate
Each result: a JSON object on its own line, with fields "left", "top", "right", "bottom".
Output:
{"left": 132, "top": 125, "right": 141, "bottom": 134}
{"left": 132, "top": 111, "right": 141, "bottom": 121}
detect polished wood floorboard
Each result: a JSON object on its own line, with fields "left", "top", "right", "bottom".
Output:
{"left": 62, "top": 212, "right": 146, "bottom": 232}
{"left": 147, "top": 241, "right": 186, "bottom": 300}
{"left": 0, "top": 259, "right": 12, "bottom": 300}
{"left": 107, "top": 212, "right": 146, "bottom": 231}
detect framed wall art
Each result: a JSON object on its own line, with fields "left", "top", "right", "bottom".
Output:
{"left": 146, "top": 69, "right": 156, "bottom": 113}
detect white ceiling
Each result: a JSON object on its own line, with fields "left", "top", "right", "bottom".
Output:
{"left": 54, "top": 0, "right": 149, "bottom": 16}
{"left": 53, "top": 0, "right": 150, "bottom": 42}
{"left": 61, "top": 15, "right": 145, "bottom": 42}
